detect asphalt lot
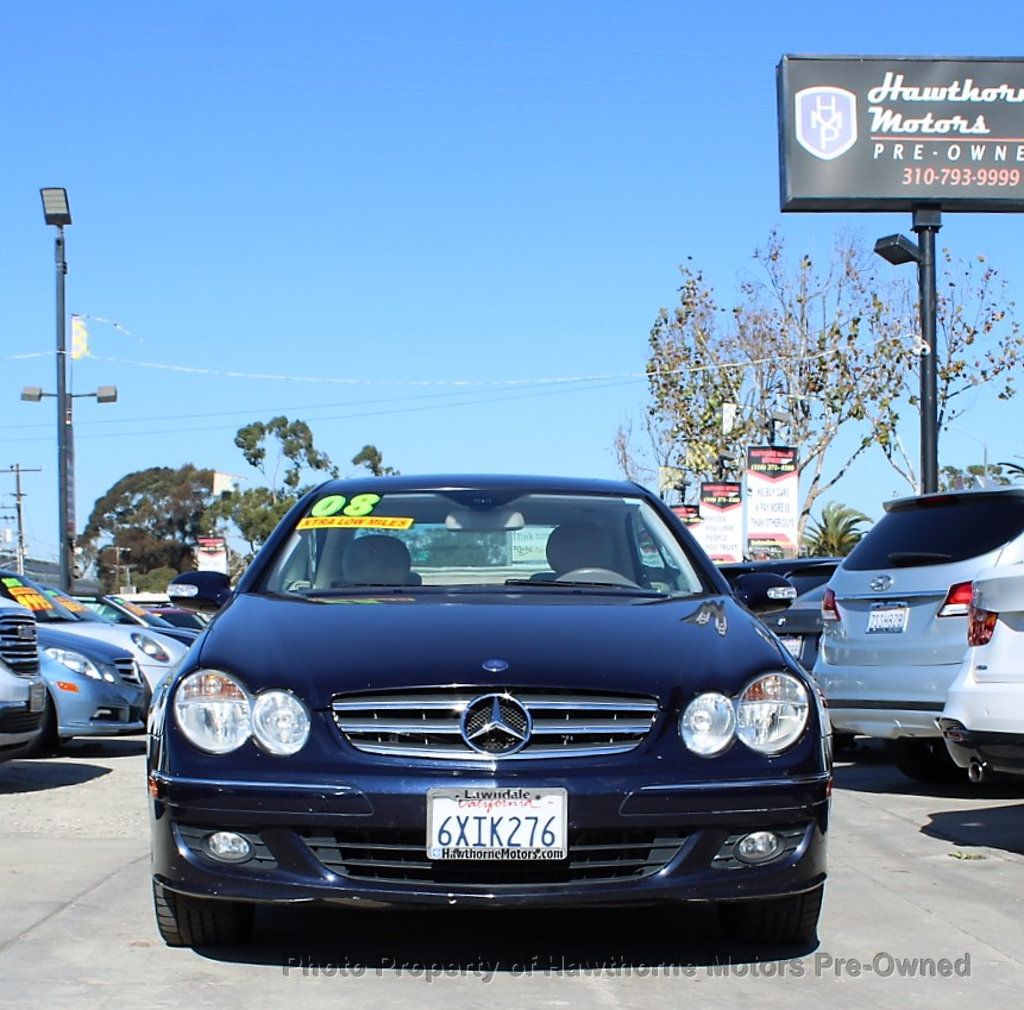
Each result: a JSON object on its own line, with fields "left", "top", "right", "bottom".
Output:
{"left": 1, "top": 738, "right": 1022, "bottom": 1008}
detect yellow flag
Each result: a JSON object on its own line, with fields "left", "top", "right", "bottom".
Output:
{"left": 71, "top": 316, "right": 89, "bottom": 360}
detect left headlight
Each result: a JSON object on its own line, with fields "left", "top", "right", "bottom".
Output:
{"left": 734, "top": 672, "right": 809, "bottom": 755}
{"left": 131, "top": 633, "right": 171, "bottom": 662}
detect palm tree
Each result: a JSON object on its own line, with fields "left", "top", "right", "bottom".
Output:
{"left": 802, "top": 502, "right": 872, "bottom": 557}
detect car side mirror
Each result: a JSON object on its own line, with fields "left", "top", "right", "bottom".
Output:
{"left": 167, "top": 571, "right": 232, "bottom": 615}
{"left": 732, "top": 572, "right": 797, "bottom": 616}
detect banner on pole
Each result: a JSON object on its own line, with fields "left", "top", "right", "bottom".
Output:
{"left": 692, "top": 482, "right": 743, "bottom": 563}
{"left": 745, "top": 446, "right": 800, "bottom": 558}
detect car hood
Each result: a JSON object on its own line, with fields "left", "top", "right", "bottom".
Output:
{"left": 37, "top": 626, "right": 133, "bottom": 663}
{"left": 40, "top": 622, "right": 186, "bottom": 666}
{"left": 194, "top": 591, "right": 794, "bottom": 709}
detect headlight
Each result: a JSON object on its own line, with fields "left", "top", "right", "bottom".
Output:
{"left": 680, "top": 692, "right": 736, "bottom": 756}
{"left": 174, "top": 671, "right": 252, "bottom": 754}
{"left": 44, "top": 646, "right": 103, "bottom": 681}
{"left": 735, "top": 672, "right": 809, "bottom": 755}
{"left": 252, "top": 690, "right": 310, "bottom": 755}
{"left": 131, "top": 633, "right": 170, "bottom": 663}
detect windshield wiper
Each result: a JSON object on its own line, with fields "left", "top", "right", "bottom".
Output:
{"left": 503, "top": 578, "right": 662, "bottom": 596}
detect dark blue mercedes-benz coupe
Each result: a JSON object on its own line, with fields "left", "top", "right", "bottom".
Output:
{"left": 149, "top": 475, "right": 830, "bottom": 948}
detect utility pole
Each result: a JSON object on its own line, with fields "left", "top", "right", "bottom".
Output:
{"left": 1, "top": 465, "right": 41, "bottom": 576}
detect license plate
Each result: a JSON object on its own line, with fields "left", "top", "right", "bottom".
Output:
{"left": 426, "top": 787, "right": 567, "bottom": 860}
{"left": 867, "top": 606, "right": 909, "bottom": 634}
{"left": 779, "top": 635, "right": 803, "bottom": 658}
{"left": 29, "top": 683, "right": 45, "bottom": 713}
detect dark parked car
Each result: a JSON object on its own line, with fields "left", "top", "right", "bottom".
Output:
{"left": 718, "top": 558, "right": 841, "bottom": 598}
{"left": 73, "top": 594, "right": 199, "bottom": 647}
{"left": 149, "top": 475, "right": 830, "bottom": 949}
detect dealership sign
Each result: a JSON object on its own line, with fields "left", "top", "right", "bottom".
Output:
{"left": 745, "top": 446, "right": 800, "bottom": 557}
{"left": 778, "top": 56, "right": 1024, "bottom": 211}
{"left": 691, "top": 482, "right": 743, "bottom": 563}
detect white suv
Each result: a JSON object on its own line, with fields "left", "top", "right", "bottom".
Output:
{"left": 813, "top": 488, "right": 1024, "bottom": 782}
{"left": 939, "top": 565, "right": 1024, "bottom": 782}
{"left": 0, "top": 598, "right": 45, "bottom": 760}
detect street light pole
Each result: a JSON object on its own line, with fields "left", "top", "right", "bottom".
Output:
{"left": 40, "top": 188, "right": 75, "bottom": 590}
{"left": 874, "top": 207, "right": 943, "bottom": 495}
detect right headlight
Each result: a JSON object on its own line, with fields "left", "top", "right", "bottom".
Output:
{"left": 174, "top": 670, "right": 252, "bottom": 754}
{"left": 734, "top": 672, "right": 809, "bottom": 755}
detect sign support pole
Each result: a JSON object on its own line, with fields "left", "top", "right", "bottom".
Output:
{"left": 912, "top": 207, "right": 941, "bottom": 494}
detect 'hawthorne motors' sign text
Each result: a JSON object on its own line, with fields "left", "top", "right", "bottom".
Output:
{"left": 778, "top": 56, "right": 1024, "bottom": 211}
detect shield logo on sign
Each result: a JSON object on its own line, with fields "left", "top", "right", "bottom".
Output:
{"left": 795, "top": 86, "right": 858, "bottom": 161}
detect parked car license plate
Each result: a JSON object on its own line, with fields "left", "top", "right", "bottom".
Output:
{"left": 779, "top": 635, "right": 803, "bottom": 658}
{"left": 426, "top": 787, "right": 567, "bottom": 860}
{"left": 866, "top": 605, "right": 909, "bottom": 634}
{"left": 29, "top": 682, "right": 45, "bottom": 713}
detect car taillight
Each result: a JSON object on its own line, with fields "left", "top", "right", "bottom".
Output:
{"left": 821, "top": 587, "right": 840, "bottom": 623}
{"left": 938, "top": 580, "right": 973, "bottom": 617}
{"left": 968, "top": 605, "right": 998, "bottom": 647}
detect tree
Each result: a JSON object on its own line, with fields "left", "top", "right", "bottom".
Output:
{"left": 879, "top": 250, "right": 1024, "bottom": 487}
{"left": 214, "top": 416, "right": 339, "bottom": 557}
{"left": 82, "top": 465, "right": 217, "bottom": 590}
{"left": 637, "top": 231, "right": 1023, "bottom": 536}
{"left": 351, "top": 444, "right": 398, "bottom": 476}
{"left": 939, "top": 463, "right": 1011, "bottom": 491}
{"left": 802, "top": 502, "right": 872, "bottom": 557}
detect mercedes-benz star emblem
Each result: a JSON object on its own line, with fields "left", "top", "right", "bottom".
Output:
{"left": 460, "top": 694, "right": 532, "bottom": 756}
{"left": 870, "top": 575, "right": 893, "bottom": 592}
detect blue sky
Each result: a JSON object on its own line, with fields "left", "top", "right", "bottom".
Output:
{"left": 2, "top": 1, "right": 1023, "bottom": 563}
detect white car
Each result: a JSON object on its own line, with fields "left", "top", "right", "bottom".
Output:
{"left": 939, "top": 567, "right": 1024, "bottom": 782}
{"left": 813, "top": 488, "right": 1024, "bottom": 782}
{"left": 0, "top": 571, "right": 187, "bottom": 691}
{"left": 0, "top": 597, "right": 46, "bottom": 760}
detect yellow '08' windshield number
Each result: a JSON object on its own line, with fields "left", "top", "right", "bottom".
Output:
{"left": 309, "top": 493, "right": 382, "bottom": 518}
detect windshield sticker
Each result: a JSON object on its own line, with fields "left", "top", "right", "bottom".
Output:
{"left": 2, "top": 583, "right": 53, "bottom": 613}
{"left": 297, "top": 515, "right": 415, "bottom": 531}
{"left": 309, "top": 493, "right": 382, "bottom": 518}
{"left": 45, "top": 590, "right": 88, "bottom": 612}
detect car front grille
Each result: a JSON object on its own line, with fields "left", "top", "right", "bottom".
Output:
{"left": 301, "top": 826, "right": 688, "bottom": 886}
{"left": 0, "top": 613, "right": 39, "bottom": 677}
{"left": 0, "top": 708, "right": 43, "bottom": 734}
{"left": 113, "top": 657, "right": 143, "bottom": 687}
{"left": 331, "top": 688, "right": 660, "bottom": 760}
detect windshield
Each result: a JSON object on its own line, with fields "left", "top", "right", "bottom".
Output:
{"left": 261, "top": 490, "right": 706, "bottom": 598}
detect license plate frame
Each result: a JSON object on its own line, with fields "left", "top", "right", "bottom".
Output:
{"left": 779, "top": 635, "right": 803, "bottom": 658}
{"left": 426, "top": 787, "right": 568, "bottom": 861}
{"left": 866, "top": 605, "right": 909, "bottom": 635}
{"left": 29, "top": 682, "right": 45, "bottom": 713}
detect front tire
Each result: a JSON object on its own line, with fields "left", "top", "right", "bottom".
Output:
{"left": 720, "top": 885, "right": 824, "bottom": 946}
{"left": 886, "top": 738, "right": 962, "bottom": 783}
{"left": 152, "top": 880, "right": 254, "bottom": 947}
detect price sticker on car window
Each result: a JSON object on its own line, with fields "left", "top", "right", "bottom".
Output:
{"left": 299, "top": 493, "right": 413, "bottom": 530}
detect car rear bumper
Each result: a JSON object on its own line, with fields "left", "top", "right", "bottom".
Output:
{"left": 150, "top": 771, "right": 829, "bottom": 909}
{"left": 939, "top": 677, "right": 1024, "bottom": 775}
{"left": 813, "top": 659, "right": 958, "bottom": 738}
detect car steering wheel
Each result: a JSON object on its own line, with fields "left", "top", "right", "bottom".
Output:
{"left": 554, "top": 567, "right": 640, "bottom": 588}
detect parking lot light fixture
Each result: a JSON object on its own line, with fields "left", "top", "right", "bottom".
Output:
{"left": 40, "top": 187, "right": 71, "bottom": 227}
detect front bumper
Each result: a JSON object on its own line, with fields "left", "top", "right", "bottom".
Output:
{"left": 150, "top": 771, "right": 829, "bottom": 909}
{"left": 50, "top": 679, "right": 147, "bottom": 739}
